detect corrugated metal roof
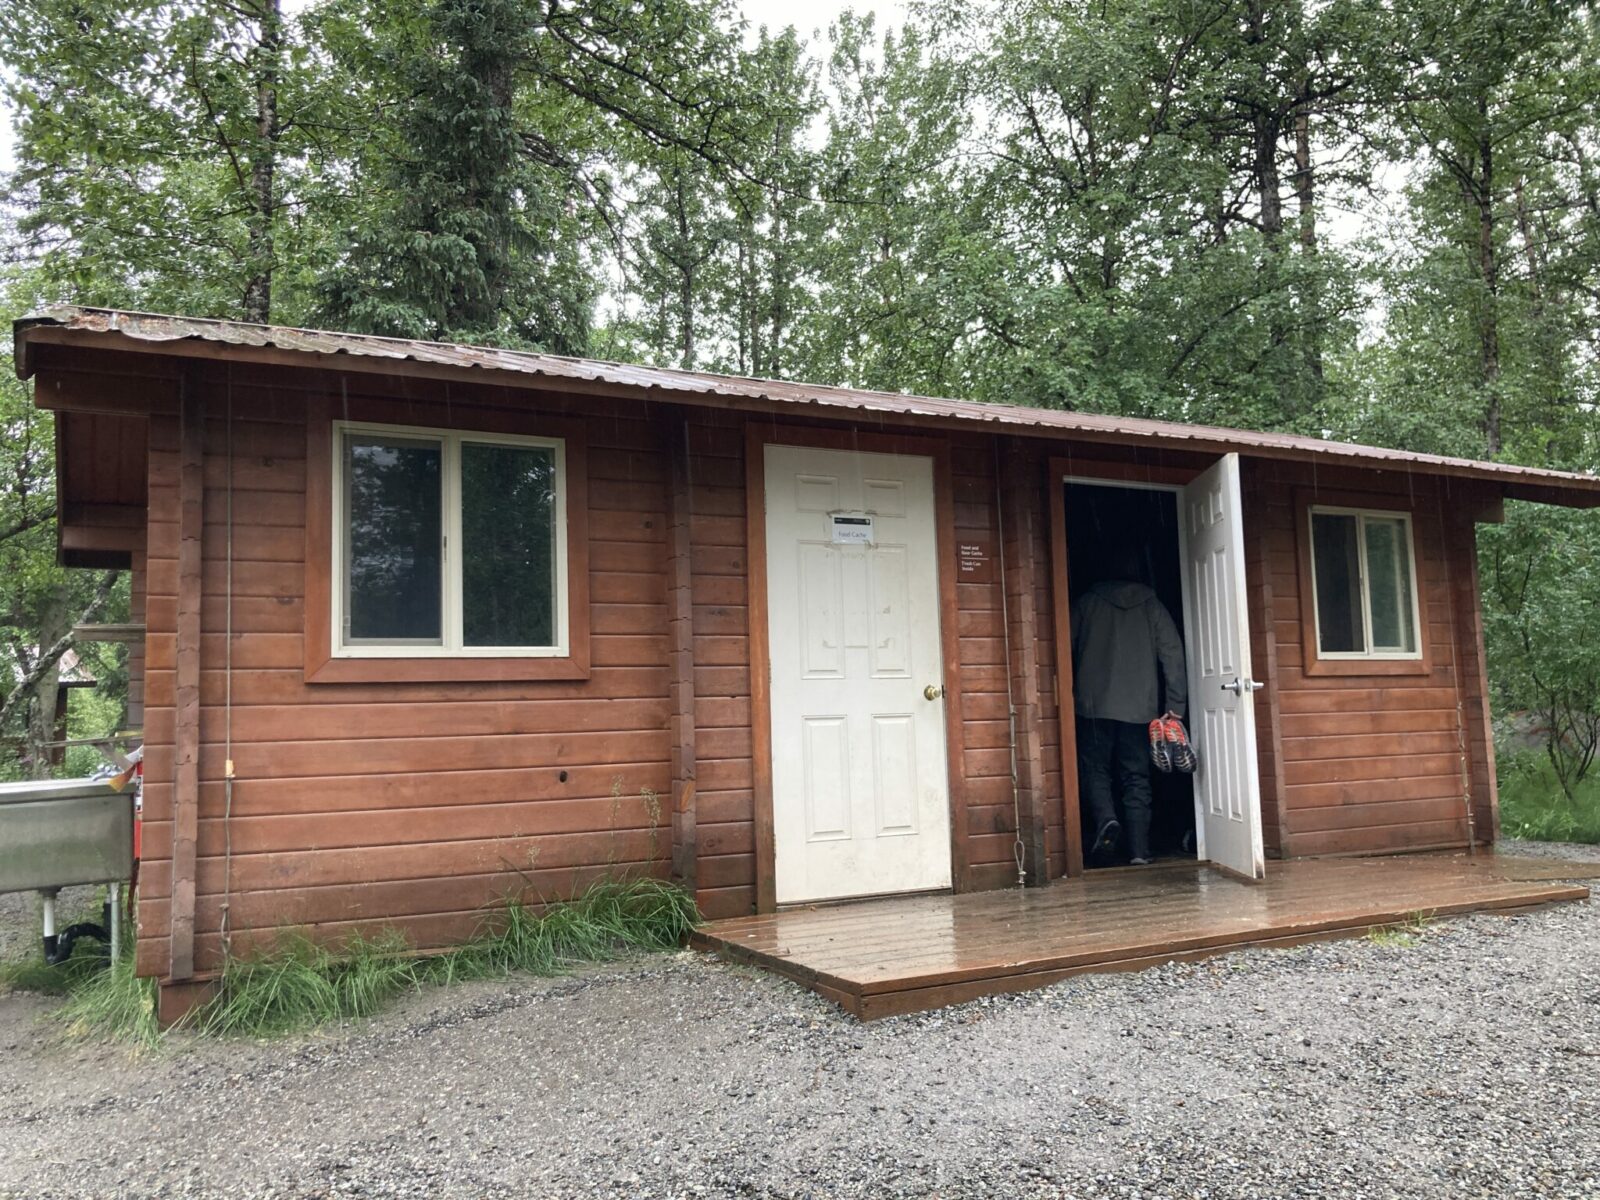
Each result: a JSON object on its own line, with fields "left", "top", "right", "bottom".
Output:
{"left": 15, "top": 304, "right": 1600, "bottom": 503}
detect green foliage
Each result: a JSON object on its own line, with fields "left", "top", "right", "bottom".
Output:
{"left": 0, "top": 897, "right": 159, "bottom": 1047}
{"left": 183, "top": 877, "right": 698, "bottom": 1038}
{"left": 184, "top": 928, "right": 418, "bottom": 1037}
{"left": 55, "top": 944, "right": 161, "bottom": 1049}
{"left": 0, "top": 936, "right": 103, "bottom": 995}
{"left": 0, "top": 272, "right": 131, "bottom": 774}
{"left": 2, "top": 879, "right": 695, "bottom": 1042}
{"left": 0, "top": 0, "right": 347, "bottom": 323}
{"left": 1365, "top": 912, "right": 1432, "bottom": 948}
{"left": 1482, "top": 504, "right": 1600, "bottom": 800}
{"left": 1498, "top": 748, "right": 1600, "bottom": 844}
{"left": 312, "top": 0, "right": 594, "bottom": 347}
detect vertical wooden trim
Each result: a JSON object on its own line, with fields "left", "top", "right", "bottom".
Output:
{"left": 666, "top": 417, "right": 698, "bottom": 891}
{"left": 1448, "top": 511, "right": 1500, "bottom": 845}
{"left": 1248, "top": 480, "right": 1291, "bottom": 858}
{"left": 1046, "top": 458, "right": 1084, "bottom": 876}
{"left": 169, "top": 380, "right": 203, "bottom": 981}
{"left": 303, "top": 393, "right": 333, "bottom": 678}
{"left": 562, "top": 429, "right": 593, "bottom": 676}
{"left": 744, "top": 423, "right": 775, "bottom": 912}
{"left": 1002, "top": 442, "right": 1049, "bottom": 886}
{"left": 932, "top": 439, "right": 971, "bottom": 893}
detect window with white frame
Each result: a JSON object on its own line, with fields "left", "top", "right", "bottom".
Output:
{"left": 334, "top": 421, "right": 567, "bottom": 657}
{"left": 1308, "top": 506, "right": 1420, "bottom": 658}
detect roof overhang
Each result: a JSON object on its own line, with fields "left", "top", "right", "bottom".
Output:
{"left": 16, "top": 305, "right": 1600, "bottom": 509}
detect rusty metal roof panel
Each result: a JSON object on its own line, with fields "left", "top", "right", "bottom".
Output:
{"left": 15, "top": 305, "right": 1600, "bottom": 501}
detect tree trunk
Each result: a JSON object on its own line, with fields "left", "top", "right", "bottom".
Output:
{"left": 1254, "top": 109, "right": 1283, "bottom": 243}
{"left": 769, "top": 211, "right": 788, "bottom": 378}
{"left": 24, "top": 585, "right": 69, "bottom": 779}
{"left": 676, "top": 176, "right": 695, "bottom": 368}
{"left": 1476, "top": 108, "right": 1502, "bottom": 457}
{"left": 242, "top": 0, "right": 282, "bottom": 325}
{"left": 736, "top": 235, "right": 749, "bottom": 375}
{"left": 1294, "top": 92, "right": 1323, "bottom": 391}
{"left": 1248, "top": 3, "right": 1283, "bottom": 245}
{"left": 0, "top": 571, "right": 121, "bottom": 746}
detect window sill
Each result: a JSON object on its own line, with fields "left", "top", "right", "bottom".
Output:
{"left": 305, "top": 652, "right": 591, "bottom": 684}
{"left": 1301, "top": 656, "right": 1432, "bottom": 678}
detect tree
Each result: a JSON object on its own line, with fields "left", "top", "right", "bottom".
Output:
{"left": 314, "top": 0, "right": 782, "bottom": 351}
{"left": 1483, "top": 502, "right": 1600, "bottom": 800}
{"left": 1384, "top": 0, "right": 1598, "bottom": 460}
{"left": 0, "top": 274, "right": 126, "bottom": 775}
{"left": 1, "top": 0, "right": 346, "bottom": 324}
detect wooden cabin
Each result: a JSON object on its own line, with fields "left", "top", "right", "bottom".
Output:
{"left": 16, "top": 306, "right": 1600, "bottom": 1019}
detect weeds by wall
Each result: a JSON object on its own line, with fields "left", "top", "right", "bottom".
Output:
{"left": 2, "top": 877, "right": 698, "bottom": 1043}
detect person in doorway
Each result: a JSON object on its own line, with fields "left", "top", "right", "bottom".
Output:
{"left": 1071, "top": 545, "right": 1187, "bottom": 866}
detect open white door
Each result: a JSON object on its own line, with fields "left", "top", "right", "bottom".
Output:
{"left": 1181, "top": 454, "right": 1266, "bottom": 880}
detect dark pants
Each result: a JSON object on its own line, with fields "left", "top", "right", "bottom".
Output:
{"left": 1076, "top": 717, "right": 1153, "bottom": 860}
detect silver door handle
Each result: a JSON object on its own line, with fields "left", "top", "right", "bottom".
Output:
{"left": 1222, "top": 677, "right": 1265, "bottom": 696}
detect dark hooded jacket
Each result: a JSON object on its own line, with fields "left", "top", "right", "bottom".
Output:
{"left": 1070, "top": 581, "right": 1187, "bottom": 724}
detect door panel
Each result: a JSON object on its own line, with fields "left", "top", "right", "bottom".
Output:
{"left": 766, "top": 444, "right": 952, "bottom": 904}
{"left": 1182, "top": 454, "right": 1266, "bottom": 880}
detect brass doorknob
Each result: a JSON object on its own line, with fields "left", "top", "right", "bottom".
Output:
{"left": 924, "top": 684, "right": 945, "bottom": 701}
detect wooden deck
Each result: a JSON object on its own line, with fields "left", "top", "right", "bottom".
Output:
{"left": 691, "top": 854, "right": 1591, "bottom": 1019}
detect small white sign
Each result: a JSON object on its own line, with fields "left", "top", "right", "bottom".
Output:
{"left": 830, "top": 512, "right": 875, "bottom": 545}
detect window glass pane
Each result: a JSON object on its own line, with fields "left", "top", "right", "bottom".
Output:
{"left": 1312, "top": 512, "right": 1364, "bottom": 653}
{"left": 345, "top": 434, "right": 443, "bottom": 642}
{"left": 1364, "top": 517, "right": 1416, "bottom": 652}
{"left": 461, "top": 441, "right": 558, "bottom": 647}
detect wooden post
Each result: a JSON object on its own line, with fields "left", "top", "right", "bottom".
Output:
{"left": 1001, "top": 442, "right": 1050, "bottom": 886}
{"left": 666, "top": 417, "right": 698, "bottom": 892}
{"left": 1045, "top": 456, "right": 1084, "bottom": 876}
{"left": 169, "top": 380, "right": 203, "bottom": 981}
{"left": 745, "top": 423, "right": 775, "bottom": 913}
{"left": 1246, "top": 473, "right": 1291, "bottom": 858}
{"left": 1448, "top": 507, "right": 1500, "bottom": 846}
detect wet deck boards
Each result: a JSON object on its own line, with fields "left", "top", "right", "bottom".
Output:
{"left": 691, "top": 855, "right": 1591, "bottom": 1019}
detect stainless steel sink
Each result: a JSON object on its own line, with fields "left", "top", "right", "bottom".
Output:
{"left": 0, "top": 778, "right": 135, "bottom": 963}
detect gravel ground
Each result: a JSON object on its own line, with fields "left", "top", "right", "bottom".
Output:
{"left": 2, "top": 846, "right": 1598, "bottom": 1200}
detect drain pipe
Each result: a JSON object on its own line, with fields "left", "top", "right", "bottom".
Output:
{"left": 40, "top": 888, "right": 58, "bottom": 962}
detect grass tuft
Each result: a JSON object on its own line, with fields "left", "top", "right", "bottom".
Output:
{"left": 4, "top": 877, "right": 697, "bottom": 1043}
{"left": 1365, "top": 911, "right": 1432, "bottom": 949}
{"left": 56, "top": 944, "right": 160, "bottom": 1049}
{"left": 182, "top": 876, "right": 700, "bottom": 1039}
{"left": 0, "top": 950, "right": 101, "bottom": 996}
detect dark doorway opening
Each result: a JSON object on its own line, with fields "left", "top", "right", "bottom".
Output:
{"left": 1064, "top": 481, "right": 1196, "bottom": 868}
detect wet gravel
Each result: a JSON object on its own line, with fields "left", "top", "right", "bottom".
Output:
{"left": 1, "top": 844, "right": 1597, "bottom": 1199}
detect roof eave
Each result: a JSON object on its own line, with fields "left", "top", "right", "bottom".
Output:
{"left": 16, "top": 306, "right": 1600, "bottom": 509}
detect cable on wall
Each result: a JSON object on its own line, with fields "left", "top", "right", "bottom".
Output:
{"left": 993, "top": 441, "right": 1028, "bottom": 888}
{"left": 220, "top": 371, "right": 238, "bottom": 954}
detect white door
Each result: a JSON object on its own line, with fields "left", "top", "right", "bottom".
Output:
{"left": 1181, "top": 454, "right": 1267, "bottom": 880}
{"left": 765, "top": 444, "right": 952, "bottom": 904}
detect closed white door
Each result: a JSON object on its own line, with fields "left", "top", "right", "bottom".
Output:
{"left": 1182, "top": 454, "right": 1267, "bottom": 880}
{"left": 765, "top": 444, "right": 952, "bottom": 904}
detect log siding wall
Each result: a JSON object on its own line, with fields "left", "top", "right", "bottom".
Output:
{"left": 92, "top": 358, "right": 1496, "bottom": 984}
{"left": 1250, "top": 461, "right": 1493, "bottom": 857}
